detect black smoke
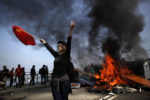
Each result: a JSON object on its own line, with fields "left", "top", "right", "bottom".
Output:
{"left": 0, "top": 0, "right": 73, "bottom": 41}
{"left": 88, "top": 0, "right": 148, "bottom": 60}
{"left": 102, "top": 37, "right": 120, "bottom": 60}
{"left": 0, "top": 0, "right": 148, "bottom": 67}
{"left": 0, "top": 0, "right": 99, "bottom": 67}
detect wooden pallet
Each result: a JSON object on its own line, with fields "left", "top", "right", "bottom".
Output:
{"left": 74, "top": 67, "right": 150, "bottom": 88}
{"left": 121, "top": 74, "right": 150, "bottom": 88}
{"left": 74, "top": 68, "right": 94, "bottom": 77}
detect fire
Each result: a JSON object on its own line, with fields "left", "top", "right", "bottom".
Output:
{"left": 94, "top": 54, "right": 131, "bottom": 88}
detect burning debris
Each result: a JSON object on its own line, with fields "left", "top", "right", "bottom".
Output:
{"left": 76, "top": 54, "right": 150, "bottom": 94}
{"left": 75, "top": 37, "right": 150, "bottom": 94}
{"left": 112, "top": 85, "right": 137, "bottom": 94}
{"left": 91, "top": 54, "right": 133, "bottom": 93}
{"left": 89, "top": 37, "right": 130, "bottom": 92}
{"left": 94, "top": 54, "right": 131, "bottom": 88}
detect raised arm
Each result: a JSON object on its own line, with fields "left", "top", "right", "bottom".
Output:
{"left": 68, "top": 21, "right": 75, "bottom": 37}
{"left": 66, "top": 21, "right": 75, "bottom": 60}
{"left": 40, "top": 39, "right": 58, "bottom": 57}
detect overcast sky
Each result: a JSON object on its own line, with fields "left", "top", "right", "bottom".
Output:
{"left": 0, "top": 0, "right": 150, "bottom": 72}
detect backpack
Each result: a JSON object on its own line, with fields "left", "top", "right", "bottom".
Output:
{"left": 39, "top": 68, "right": 42, "bottom": 75}
{"left": 67, "top": 61, "right": 75, "bottom": 82}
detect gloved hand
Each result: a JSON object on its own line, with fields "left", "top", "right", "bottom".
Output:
{"left": 40, "top": 39, "right": 46, "bottom": 44}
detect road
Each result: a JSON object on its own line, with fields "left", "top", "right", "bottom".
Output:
{"left": 0, "top": 87, "right": 150, "bottom": 100}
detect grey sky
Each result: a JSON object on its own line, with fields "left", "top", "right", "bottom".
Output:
{"left": 0, "top": 0, "right": 149, "bottom": 72}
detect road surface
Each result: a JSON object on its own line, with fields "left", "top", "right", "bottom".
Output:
{"left": 0, "top": 87, "right": 150, "bottom": 100}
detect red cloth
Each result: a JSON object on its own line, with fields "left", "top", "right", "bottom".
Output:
{"left": 9, "top": 70, "right": 14, "bottom": 77}
{"left": 15, "top": 67, "right": 22, "bottom": 76}
{"left": 12, "top": 26, "right": 36, "bottom": 45}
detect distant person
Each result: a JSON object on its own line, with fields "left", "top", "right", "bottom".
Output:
{"left": 15, "top": 64, "right": 22, "bottom": 87}
{"left": 0, "top": 70, "right": 3, "bottom": 83}
{"left": 1, "top": 66, "right": 9, "bottom": 87}
{"left": 2, "top": 66, "right": 9, "bottom": 78}
{"left": 9, "top": 68, "right": 14, "bottom": 87}
{"left": 45, "top": 66, "right": 49, "bottom": 81}
{"left": 21, "top": 67, "right": 25, "bottom": 85}
{"left": 30, "top": 65, "right": 36, "bottom": 85}
{"left": 0, "top": 70, "right": 3, "bottom": 82}
{"left": 43, "top": 65, "right": 47, "bottom": 84}
{"left": 39, "top": 66, "right": 44, "bottom": 84}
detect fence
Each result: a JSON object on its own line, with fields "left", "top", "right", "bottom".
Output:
{"left": 5, "top": 72, "right": 52, "bottom": 87}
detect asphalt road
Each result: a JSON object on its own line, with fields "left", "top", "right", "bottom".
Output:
{"left": 0, "top": 87, "right": 150, "bottom": 100}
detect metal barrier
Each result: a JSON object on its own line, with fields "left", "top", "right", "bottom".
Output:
{"left": 5, "top": 72, "right": 52, "bottom": 87}
{"left": 24, "top": 72, "right": 52, "bottom": 83}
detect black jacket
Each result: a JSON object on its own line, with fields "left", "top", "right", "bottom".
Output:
{"left": 30, "top": 68, "right": 36, "bottom": 76}
{"left": 44, "top": 36, "right": 74, "bottom": 81}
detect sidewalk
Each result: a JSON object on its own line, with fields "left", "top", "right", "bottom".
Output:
{"left": 0, "top": 83, "right": 50, "bottom": 96}
{"left": 0, "top": 87, "right": 105, "bottom": 100}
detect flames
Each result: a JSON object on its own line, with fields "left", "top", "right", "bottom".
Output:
{"left": 94, "top": 54, "right": 131, "bottom": 88}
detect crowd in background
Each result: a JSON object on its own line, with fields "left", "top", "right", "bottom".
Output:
{"left": 0, "top": 64, "right": 49, "bottom": 88}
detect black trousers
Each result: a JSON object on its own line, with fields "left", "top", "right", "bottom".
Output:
{"left": 50, "top": 80, "right": 71, "bottom": 100}
{"left": 21, "top": 76, "right": 25, "bottom": 85}
{"left": 15, "top": 76, "right": 22, "bottom": 87}
{"left": 30, "top": 75, "right": 35, "bottom": 85}
{"left": 41, "top": 75, "right": 46, "bottom": 84}
{"left": 10, "top": 77, "right": 13, "bottom": 87}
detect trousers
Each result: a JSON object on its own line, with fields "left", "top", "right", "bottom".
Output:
{"left": 51, "top": 80, "right": 71, "bottom": 100}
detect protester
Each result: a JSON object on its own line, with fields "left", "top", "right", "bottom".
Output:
{"left": 0, "top": 70, "right": 3, "bottom": 82}
{"left": 2, "top": 66, "right": 9, "bottom": 78}
{"left": 0, "top": 66, "right": 9, "bottom": 87}
{"left": 45, "top": 66, "right": 49, "bottom": 81}
{"left": 21, "top": 67, "right": 25, "bottom": 85}
{"left": 43, "top": 65, "right": 47, "bottom": 84}
{"left": 0, "top": 70, "right": 3, "bottom": 86}
{"left": 9, "top": 68, "right": 14, "bottom": 87}
{"left": 40, "top": 21, "right": 75, "bottom": 100}
{"left": 15, "top": 64, "right": 22, "bottom": 87}
{"left": 30, "top": 65, "right": 36, "bottom": 85}
{"left": 39, "top": 66, "right": 44, "bottom": 84}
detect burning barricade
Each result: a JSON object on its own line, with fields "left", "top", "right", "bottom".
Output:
{"left": 92, "top": 54, "right": 134, "bottom": 93}
{"left": 94, "top": 55, "right": 131, "bottom": 90}
{"left": 75, "top": 54, "right": 150, "bottom": 94}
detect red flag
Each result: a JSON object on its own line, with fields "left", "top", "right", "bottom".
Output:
{"left": 12, "top": 26, "right": 36, "bottom": 45}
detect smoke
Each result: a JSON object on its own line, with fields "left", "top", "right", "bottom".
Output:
{"left": 0, "top": 0, "right": 100, "bottom": 67}
{"left": 0, "top": 0, "right": 148, "bottom": 67}
{"left": 0, "top": 0, "right": 73, "bottom": 41}
{"left": 102, "top": 37, "right": 120, "bottom": 60}
{"left": 88, "top": 0, "right": 148, "bottom": 60}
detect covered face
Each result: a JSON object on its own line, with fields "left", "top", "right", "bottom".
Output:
{"left": 57, "top": 41, "right": 67, "bottom": 54}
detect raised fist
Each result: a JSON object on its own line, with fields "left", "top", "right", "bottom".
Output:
{"left": 70, "top": 21, "right": 75, "bottom": 30}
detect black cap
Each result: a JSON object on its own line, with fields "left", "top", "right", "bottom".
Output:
{"left": 58, "top": 41, "right": 67, "bottom": 46}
